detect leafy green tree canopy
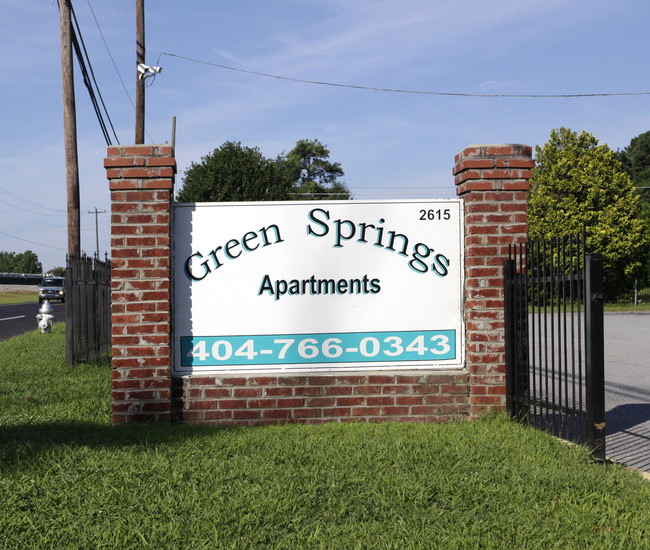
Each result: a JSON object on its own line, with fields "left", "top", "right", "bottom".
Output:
{"left": 283, "top": 139, "right": 350, "bottom": 200}
{"left": 176, "top": 139, "right": 350, "bottom": 203}
{"left": 0, "top": 250, "right": 42, "bottom": 274}
{"left": 616, "top": 129, "right": 650, "bottom": 202}
{"left": 528, "top": 127, "right": 648, "bottom": 297}
{"left": 176, "top": 141, "right": 291, "bottom": 203}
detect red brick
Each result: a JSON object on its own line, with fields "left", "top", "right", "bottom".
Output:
{"left": 142, "top": 179, "right": 173, "bottom": 190}
{"left": 233, "top": 410, "right": 262, "bottom": 420}
{"left": 381, "top": 385, "right": 409, "bottom": 395}
{"left": 395, "top": 375, "right": 425, "bottom": 384}
{"left": 187, "top": 377, "right": 217, "bottom": 386}
{"left": 352, "top": 407, "right": 380, "bottom": 417}
{"left": 324, "top": 385, "right": 352, "bottom": 396}
{"left": 411, "top": 384, "right": 438, "bottom": 394}
{"left": 411, "top": 406, "right": 439, "bottom": 415}
{"left": 248, "top": 398, "right": 276, "bottom": 408}
{"left": 381, "top": 406, "right": 410, "bottom": 416}
{"left": 204, "top": 388, "right": 231, "bottom": 399}
{"left": 264, "top": 387, "right": 293, "bottom": 397}
{"left": 336, "top": 396, "right": 364, "bottom": 407}
{"left": 307, "top": 376, "right": 336, "bottom": 385}
{"left": 277, "top": 398, "right": 306, "bottom": 408}
{"left": 368, "top": 375, "right": 395, "bottom": 384}
{"left": 423, "top": 394, "right": 453, "bottom": 405}
{"left": 111, "top": 358, "right": 139, "bottom": 369}
{"left": 218, "top": 399, "right": 247, "bottom": 409}
{"left": 323, "top": 407, "right": 351, "bottom": 417}
{"left": 471, "top": 395, "right": 503, "bottom": 405}
{"left": 295, "top": 386, "right": 322, "bottom": 396}
{"left": 307, "top": 397, "right": 335, "bottom": 407}
{"left": 396, "top": 396, "right": 424, "bottom": 406}
{"left": 336, "top": 375, "right": 366, "bottom": 385}
{"left": 126, "top": 390, "right": 156, "bottom": 400}
{"left": 293, "top": 408, "right": 322, "bottom": 418}
{"left": 352, "top": 385, "right": 382, "bottom": 395}
{"left": 366, "top": 396, "right": 394, "bottom": 406}
{"left": 148, "top": 156, "right": 177, "bottom": 167}
{"left": 204, "top": 410, "right": 233, "bottom": 420}
{"left": 263, "top": 409, "right": 293, "bottom": 419}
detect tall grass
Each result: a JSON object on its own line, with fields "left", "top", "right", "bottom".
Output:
{"left": 1, "top": 325, "right": 649, "bottom": 549}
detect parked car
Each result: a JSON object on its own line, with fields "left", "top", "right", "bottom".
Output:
{"left": 39, "top": 277, "right": 65, "bottom": 303}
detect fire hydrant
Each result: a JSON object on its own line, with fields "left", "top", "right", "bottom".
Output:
{"left": 36, "top": 300, "right": 54, "bottom": 333}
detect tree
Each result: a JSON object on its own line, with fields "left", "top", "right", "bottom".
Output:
{"left": 616, "top": 131, "right": 650, "bottom": 285}
{"left": 49, "top": 266, "right": 66, "bottom": 277}
{"left": 616, "top": 130, "right": 650, "bottom": 203}
{"left": 528, "top": 127, "right": 649, "bottom": 297}
{"left": 176, "top": 139, "right": 351, "bottom": 203}
{"left": 283, "top": 139, "right": 350, "bottom": 200}
{"left": 0, "top": 250, "right": 42, "bottom": 274}
{"left": 176, "top": 142, "right": 291, "bottom": 203}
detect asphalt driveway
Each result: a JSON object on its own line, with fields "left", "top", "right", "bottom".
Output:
{"left": 605, "top": 313, "right": 650, "bottom": 472}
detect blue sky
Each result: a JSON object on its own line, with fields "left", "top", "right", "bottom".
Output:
{"left": 2, "top": 0, "right": 650, "bottom": 271}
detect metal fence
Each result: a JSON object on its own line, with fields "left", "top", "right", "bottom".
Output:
{"left": 65, "top": 255, "right": 111, "bottom": 365}
{"left": 504, "top": 236, "right": 605, "bottom": 461}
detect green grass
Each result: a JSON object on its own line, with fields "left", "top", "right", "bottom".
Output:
{"left": 2, "top": 326, "right": 650, "bottom": 548}
{"left": 604, "top": 302, "right": 650, "bottom": 312}
{"left": 0, "top": 289, "right": 38, "bottom": 305}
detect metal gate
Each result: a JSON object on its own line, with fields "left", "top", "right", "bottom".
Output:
{"left": 504, "top": 236, "right": 605, "bottom": 461}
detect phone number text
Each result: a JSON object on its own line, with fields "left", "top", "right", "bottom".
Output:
{"left": 181, "top": 330, "right": 456, "bottom": 367}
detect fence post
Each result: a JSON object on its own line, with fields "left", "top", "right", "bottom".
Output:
{"left": 105, "top": 144, "right": 176, "bottom": 423}
{"left": 454, "top": 145, "right": 533, "bottom": 418}
{"left": 585, "top": 253, "right": 606, "bottom": 460}
{"left": 504, "top": 258, "right": 516, "bottom": 415}
{"left": 65, "top": 256, "right": 73, "bottom": 366}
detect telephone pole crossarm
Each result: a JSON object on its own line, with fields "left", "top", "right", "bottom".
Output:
{"left": 89, "top": 207, "right": 106, "bottom": 258}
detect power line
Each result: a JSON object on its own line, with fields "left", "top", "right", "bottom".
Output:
{"left": 0, "top": 188, "right": 66, "bottom": 213}
{"left": 85, "top": 0, "right": 134, "bottom": 110}
{"left": 0, "top": 200, "right": 65, "bottom": 218}
{"left": 158, "top": 51, "right": 650, "bottom": 99}
{"left": 69, "top": 1, "right": 118, "bottom": 145}
{"left": 348, "top": 186, "right": 453, "bottom": 190}
{"left": 0, "top": 208, "right": 64, "bottom": 228}
{"left": 0, "top": 231, "right": 67, "bottom": 251}
{"left": 85, "top": 0, "right": 154, "bottom": 143}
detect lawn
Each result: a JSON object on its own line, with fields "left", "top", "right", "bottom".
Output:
{"left": 0, "top": 289, "right": 38, "bottom": 305}
{"left": 1, "top": 325, "right": 650, "bottom": 549}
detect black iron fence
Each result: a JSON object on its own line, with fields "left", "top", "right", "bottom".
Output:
{"left": 504, "top": 235, "right": 605, "bottom": 461}
{"left": 65, "top": 255, "right": 111, "bottom": 365}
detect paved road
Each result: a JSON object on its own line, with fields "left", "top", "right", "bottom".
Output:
{"left": 605, "top": 313, "right": 650, "bottom": 472}
{"left": 0, "top": 301, "right": 66, "bottom": 341}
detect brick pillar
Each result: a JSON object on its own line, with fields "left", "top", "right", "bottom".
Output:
{"left": 105, "top": 144, "right": 176, "bottom": 423}
{"left": 453, "top": 145, "right": 533, "bottom": 417}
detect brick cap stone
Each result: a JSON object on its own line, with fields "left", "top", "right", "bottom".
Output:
{"left": 453, "top": 143, "right": 533, "bottom": 194}
{"left": 462, "top": 143, "right": 529, "bottom": 149}
{"left": 454, "top": 144, "right": 533, "bottom": 165}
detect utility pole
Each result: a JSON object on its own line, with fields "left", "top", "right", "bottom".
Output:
{"left": 88, "top": 207, "right": 106, "bottom": 258}
{"left": 59, "top": 0, "right": 81, "bottom": 258}
{"left": 135, "top": 0, "right": 145, "bottom": 143}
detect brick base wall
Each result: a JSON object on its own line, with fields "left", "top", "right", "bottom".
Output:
{"left": 172, "top": 372, "right": 469, "bottom": 425}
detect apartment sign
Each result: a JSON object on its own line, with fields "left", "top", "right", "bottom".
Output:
{"left": 173, "top": 200, "right": 464, "bottom": 375}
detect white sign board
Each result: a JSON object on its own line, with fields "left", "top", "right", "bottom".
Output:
{"left": 173, "top": 200, "right": 464, "bottom": 375}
